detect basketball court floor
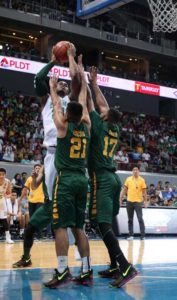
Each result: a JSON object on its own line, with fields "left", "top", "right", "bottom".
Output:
{"left": 1, "top": 237, "right": 177, "bottom": 300}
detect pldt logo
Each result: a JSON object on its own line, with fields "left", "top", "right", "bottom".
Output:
{"left": 0, "top": 58, "right": 9, "bottom": 68}
{"left": 173, "top": 90, "right": 177, "bottom": 98}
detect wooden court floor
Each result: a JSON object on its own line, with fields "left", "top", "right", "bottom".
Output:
{"left": 1, "top": 238, "right": 177, "bottom": 300}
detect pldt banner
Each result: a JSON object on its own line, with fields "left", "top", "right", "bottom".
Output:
{"left": 0, "top": 55, "right": 177, "bottom": 99}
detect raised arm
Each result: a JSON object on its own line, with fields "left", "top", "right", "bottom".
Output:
{"left": 67, "top": 44, "right": 81, "bottom": 100}
{"left": 34, "top": 51, "right": 58, "bottom": 108}
{"left": 31, "top": 166, "right": 44, "bottom": 190}
{"left": 49, "top": 76, "right": 66, "bottom": 134}
{"left": 89, "top": 66, "right": 109, "bottom": 114}
{"left": 34, "top": 51, "right": 57, "bottom": 96}
{"left": 78, "top": 62, "right": 91, "bottom": 131}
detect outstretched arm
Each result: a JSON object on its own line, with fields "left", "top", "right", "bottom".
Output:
{"left": 86, "top": 84, "right": 95, "bottom": 113}
{"left": 89, "top": 66, "right": 109, "bottom": 114}
{"left": 34, "top": 51, "right": 57, "bottom": 98}
{"left": 67, "top": 44, "right": 81, "bottom": 100}
{"left": 31, "top": 166, "right": 44, "bottom": 190}
{"left": 49, "top": 76, "right": 66, "bottom": 133}
{"left": 78, "top": 62, "right": 91, "bottom": 131}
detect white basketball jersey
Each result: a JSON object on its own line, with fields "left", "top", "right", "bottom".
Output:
{"left": 42, "top": 95, "right": 70, "bottom": 147}
{"left": 0, "top": 178, "right": 10, "bottom": 219}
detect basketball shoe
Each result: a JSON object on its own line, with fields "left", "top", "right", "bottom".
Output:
{"left": 13, "top": 255, "right": 32, "bottom": 268}
{"left": 98, "top": 265, "right": 120, "bottom": 278}
{"left": 110, "top": 264, "right": 138, "bottom": 288}
{"left": 44, "top": 267, "right": 72, "bottom": 289}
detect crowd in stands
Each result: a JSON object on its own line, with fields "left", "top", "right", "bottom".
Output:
{"left": 0, "top": 0, "right": 177, "bottom": 87}
{"left": 1, "top": 170, "right": 177, "bottom": 241}
{"left": 0, "top": 87, "right": 177, "bottom": 174}
{"left": 0, "top": 89, "right": 45, "bottom": 164}
{"left": 121, "top": 181, "right": 177, "bottom": 208}
{"left": 0, "top": 43, "right": 48, "bottom": 63}
{"left": 113, "top": 111, "right": 177, "bottom": 174}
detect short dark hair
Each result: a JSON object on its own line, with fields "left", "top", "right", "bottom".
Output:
{"left": 66, "top": 101, "right": 83, "bottom": 123}
{"left": 21, "top": 172, "right": 27, "bottom": 176}
{"left": 34, "top": 164, "right": 41, "bottom": 168}
{"left": 133, "top": 164, "right": 139, "bottom": 170}
{"left": 11, "top": 189, "right": 17, "bottom": 194}
{"left": 107, "top": 108, "right": 122, "bottom": 124}
{"left": 0, "top": 168, "right": 6, "bottom": 174}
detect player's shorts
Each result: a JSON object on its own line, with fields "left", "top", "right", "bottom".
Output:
{"left": 30, "top": 200, "right": 52, "bottom": 229}
{"left": 44, "top": 148, "right": 57, "bottom": 200}
{"left": 52, "top": 170, "right": 88, "bottom": 230}
{"left": 89, "top": 170, "right": 121, "bottom": 224}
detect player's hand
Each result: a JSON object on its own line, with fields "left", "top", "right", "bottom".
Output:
{"left": 51, "top": 47, "right": 57, "bottom": 63}
{"left": 77, "top": 56, "right": 86, "bottom": 81}
{"left": 88, "top": 66, "right": 97, "bottom": 85}
{"left": 77, "top": 54, "right": 83, "bottom": 67}
{"left": 67, "top": 43, "right": 76, "bottom": 57}
{"left": 144, "top": 201, "right": 148, "bottom": 208}
{"left": 100, "top": 109, "right": 108, "bottom": 120}
{"left": 31, "top": 170, "right": 38, "bottom": 179}
{"left": 49, "top": 75, "right": 58, "bottom": 91}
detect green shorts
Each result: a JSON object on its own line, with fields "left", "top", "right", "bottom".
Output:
{"left": 52, "top": 171, "right": 88, "bottom": 230}
{"left": 30, "top": 200, "right": 52, "bottom": 229}
{"left": 89, "top": 170, "right": 121, "bottom": 224}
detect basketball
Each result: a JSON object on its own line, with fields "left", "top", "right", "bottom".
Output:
{"left": 53, "top": 41, "right": 70, "bottom": 63}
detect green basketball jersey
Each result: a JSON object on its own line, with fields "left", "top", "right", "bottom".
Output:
{"left": 89, "top": 110, "right": 119, "bottom": 172}
{"left": 55, "top": 122, "right": 90, "bottom": 172}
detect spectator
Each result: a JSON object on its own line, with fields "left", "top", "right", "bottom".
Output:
{"left": 24, "top": 164, "right": 44, "bottom": 218}
{"left": 164, "top": 181, "right": 172, "bottom": 192}
{"left": 21, "top": 154, "right": 31, "bottom": 164}
{"left": 0, "top": 126, "right": 6, "bottom": 138}
{"left": 18, "top": 187, "right": 29, "bottom": 236}
{"left": 0, "top": 167, "right": 14, "bottom": 243}
{"left": 6, "top": 190, "right": 22, "bottom": 231}
{"left": 148, "top": 195, "right": 159, "bottom": 207}
{"left": 0, "top": 142, "right": 3, "bottom": 161}
{"left": 142, "top": 149, "right": 151, "bottom": 162}
{"left": 120, "top": 166, "right": 147, "bottom": 240}
{"left": 148, "top": 184, "right": 156, "bottom": 199}
{"left": 11, "top": 173, "right": 23, "bottom": 197}
{"left": 172, "top": 185, "right": 177, "bottom": 202}
{"left": 21, "top": 172, "right": 28, "bottom": 187}
{"left": 2, "top": 141, "right": 16, "bottom": 162}
{"left": 138, "top": 158, "right": 148, "bottom": 172}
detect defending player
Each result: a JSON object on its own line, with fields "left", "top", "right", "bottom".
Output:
{"left": 44, "top": 66, "right": 92, "bottom": 288}
{"left": 12, "top": 43, "right": 81, "bottom": 268}
{"left": 88, "top": 66, "right": 138, "bottom": 288}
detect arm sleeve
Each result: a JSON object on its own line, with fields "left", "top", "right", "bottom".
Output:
{"left": 89, "top": 110, "right": 102, "bottom": 136}
{"left": 34, "top": 61, "right": 55, "bottom": 97}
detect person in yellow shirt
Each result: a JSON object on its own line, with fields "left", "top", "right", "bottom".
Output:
{"left": 120, "top": 166, "right": 147, "bottom": 240}
{"left": 24, "top": 164, "right": 44, "bottom": 218}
